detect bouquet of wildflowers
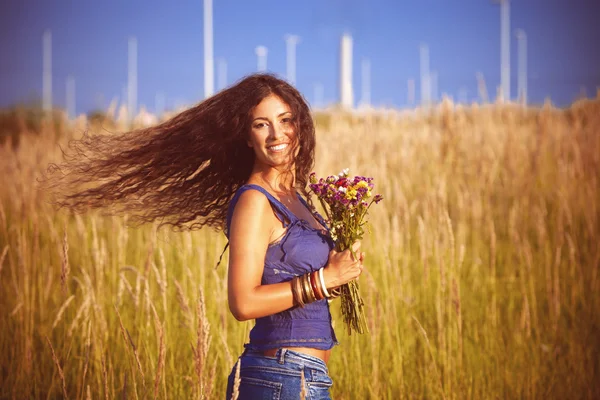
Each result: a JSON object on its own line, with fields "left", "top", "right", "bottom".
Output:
{"left": 309, "top": 169, "right": 383, "bottom": 334}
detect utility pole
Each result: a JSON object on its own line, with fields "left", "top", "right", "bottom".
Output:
{"left": 495, "top": 0, "right": 511, "bottom": 101}
{"left": 43, "top": 30, "right": 52, "bottom": 113}
{"left": 420, "top": 43, "right": 431, "bottom": 107}
{"left": 204, "top": 0, "right": 214, "bottom": 98}
{"left": 284, "top": 34, "right": 300, "bottom": 85}
{"left": 128, "top": 36, "right": 137, "bottom": 121}
{"left": 515, "top": 29, "right": 527, "bottom": 105}
{"left": 340, "top": 33, "right": 353, "bottom": 109}
{"left": 255, "top": 46, "right": 268, "bottom": 72}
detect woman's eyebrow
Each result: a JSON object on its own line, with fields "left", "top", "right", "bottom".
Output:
{"left": 252, "top": 112, "right": 292, "bottom": 122}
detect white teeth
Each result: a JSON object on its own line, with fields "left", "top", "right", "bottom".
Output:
{"left": 268, "top": 143, "right": 288, "bottom": 151}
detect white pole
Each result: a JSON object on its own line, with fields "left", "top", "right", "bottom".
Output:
{"left": 516, "top": 29, "right": 527, "bottom": 105}
{"left": 313, "top": 82, "right": 324, "bottom": 108}
{"left": 255, "top": 46, "right": 268, "bottom": 72}
{"left": 203, "top": 0, "right": 214, "bottom": 98}
{"left": 360, "top": 58, "right": 371, "bottom": 107}
{"left": 420, "top": 43, "right": 430, "bottom": 107}
{"left": 285, "top": 35, "right": 300, "bottom": 85}
{"left": 43, "top": 30, "right": 52, "bottom": 113}
{"left": 217, "top": 58, "right": 227, "bottom": 91}
{"left": 340, "top": 33, "right": 353, "bottom": 109}
{"left": 407, "top": 78, "right": 415, "bottom": 106}
{"left": 128, "top": 36, "right": 137, "bottom": 121}
{"left": 500, "top": 0, "right": 511, "bottom": 101}
{"left": 66, "top": 75, "right": 75, "bottom": 119}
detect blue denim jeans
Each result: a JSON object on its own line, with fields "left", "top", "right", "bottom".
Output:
{"left": 225, "top": 348, "right": 333, "bottom": 400}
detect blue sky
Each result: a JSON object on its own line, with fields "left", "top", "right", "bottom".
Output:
{"left": 1, "top": 0, "right": 599, "bottom": 114}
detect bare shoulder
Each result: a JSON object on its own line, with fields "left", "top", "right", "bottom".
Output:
{"left": 233, "top": 188, "right": 271, "bottom": 219}
{"left": 229, "top": 188, "right": 273, "bottom": 245}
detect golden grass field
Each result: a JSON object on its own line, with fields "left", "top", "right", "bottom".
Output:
{"left": 0, "top": 97, "right": 599, "bottom": 399}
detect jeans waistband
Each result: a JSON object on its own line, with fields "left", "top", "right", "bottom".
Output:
{"left": 243, "top": 347, "right": 329, "bottom": 373}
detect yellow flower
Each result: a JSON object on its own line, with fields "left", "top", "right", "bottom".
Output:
{"left": 356, "top": 181, "right": 368, "bottom": 189}
{"left": 345, "top": 188, "right": 358, "bottom": 200}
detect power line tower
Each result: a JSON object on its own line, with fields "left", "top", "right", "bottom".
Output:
{"left": 419, "top": 43, "right": 431, "bottom": 107}
{"left": 339, "top": 33, "right": 354, "bottom": 109}
{"left": 285, "top": 34, "right": 300, "bottom": 86}
{"left": 494, "top": 0, "right": 511, "bottom": 101}
{"left": 203, "top": 0, "right": 214, "bottom": 98}
{"left": 128, "top": 36, "right": 138, "bottom": 122}
{"left": 43, "top": 30, "right": 52, "bottom": 113}
{"left": 515, "top": 29, "right": 527, "bottom": 105}
{"left": 255, "top": 46, "right": 268, "bottom": 72}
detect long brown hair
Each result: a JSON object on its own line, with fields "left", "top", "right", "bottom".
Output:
{"left": 42, "top": 73, "right": 316, "bottom": 231}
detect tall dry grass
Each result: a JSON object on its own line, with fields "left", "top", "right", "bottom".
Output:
{"left": 0, "top": 96, "right": 599, "bottom": 399}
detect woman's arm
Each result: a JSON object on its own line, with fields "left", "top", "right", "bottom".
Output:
{"left": 227, "top": 189, "right": 295, "bottom": 321}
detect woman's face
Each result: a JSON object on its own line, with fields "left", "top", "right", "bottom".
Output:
{"left": 248, "top": 94, "right": 297, "bottom": 169}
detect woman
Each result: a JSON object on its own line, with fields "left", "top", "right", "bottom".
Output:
{"left": 224, "top": 77, "right": 364, "bottom": 399}
{"left": 44, "top": 73, "right": 364, "bottom": 399}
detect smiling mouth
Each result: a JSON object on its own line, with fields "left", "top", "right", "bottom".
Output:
{"left": 267, "top": 143, "right": 289, "bottom": 152}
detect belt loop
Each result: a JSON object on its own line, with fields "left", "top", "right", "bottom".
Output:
{"left": 278, "top": 348, "right": 287, "bottom": 364}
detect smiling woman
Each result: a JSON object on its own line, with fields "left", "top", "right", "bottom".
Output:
{"left": 41, "top": 73, "right": 364, "bottom": 400}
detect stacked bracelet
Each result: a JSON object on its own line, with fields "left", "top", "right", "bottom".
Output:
{"left": 291, "top": 276, "right": 305, "bottom": 307}
{"left": 291, "top": 268, "right": 341, "bottom": 306}
{"left": 318, "top": 268, "right": 330, "bottom": 298}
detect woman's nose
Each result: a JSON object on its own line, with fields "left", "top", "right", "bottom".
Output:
{"left": 269, "top": 124, "right": 283, "bottom": 139}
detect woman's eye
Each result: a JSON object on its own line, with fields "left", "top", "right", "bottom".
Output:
{"left": 281, "top": 118, "right": 292, "bottom": 124}
{"left": 254, "top": 123, "right": 266, "bottom": 129}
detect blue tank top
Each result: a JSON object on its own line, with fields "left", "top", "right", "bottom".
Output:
{"left": 225, "top": 184, "right": 339, "bottom": 351}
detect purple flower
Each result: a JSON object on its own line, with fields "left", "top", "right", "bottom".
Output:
{"left": 373, "top": 194, "right": 383, "bottom": 204}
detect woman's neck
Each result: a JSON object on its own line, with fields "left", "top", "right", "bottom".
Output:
{"left": 248, "top": 165, "right": 296, "bottom": 195}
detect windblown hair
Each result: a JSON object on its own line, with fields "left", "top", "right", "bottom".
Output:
{"left": 42, "top": 73, "right": 316, "bottom": 231}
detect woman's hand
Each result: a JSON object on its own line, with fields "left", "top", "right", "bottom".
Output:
{"left": 322, "top": 241, "right": 365, "bottom": 289}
